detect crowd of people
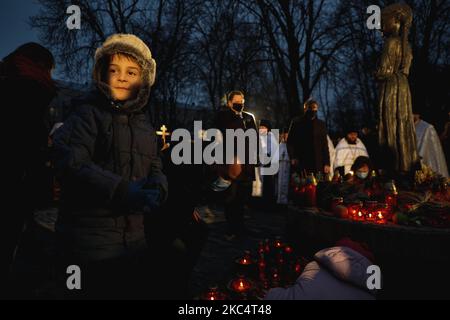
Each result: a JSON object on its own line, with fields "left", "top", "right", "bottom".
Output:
{"left": 2, "top": 33, "right": 449, "bottom": 300}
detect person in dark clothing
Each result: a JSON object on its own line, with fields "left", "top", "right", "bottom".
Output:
{"left": 360, "top": 126, "right": 380, "bottom": 169}
{"left": 287, "top": 99, "right": 330, "bottom": 175}
{"left": 212, "top": 91, "right": 257, "bottom": 239}
{"left": 1, "top": 43, "right": 57, "bottom": 299}
{"left": 52, "top": 34, "right": 168, "bottom": 299}
{"left": 144, "top": 140, "right": 209, "bottom": 299}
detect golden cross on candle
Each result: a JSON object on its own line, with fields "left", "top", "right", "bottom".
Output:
{"left": 156, "top": 125, "right": 171, "bottom": 151}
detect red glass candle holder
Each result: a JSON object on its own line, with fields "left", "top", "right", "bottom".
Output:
{"left": 364, "top": 201, "right": 378, "bottom": 222}
{"left": 347, "top": 201, "right": 363, "bottom": 221}
{"left": 375, "top": 210, "right": 387, "bottom": 224}
{"left": 385, "top": 194, "right": 398, "bottom": 209}
{"left": 294, "top": 259, "right": 302, "bottom": 275}
{"left": 270, "top": 268, "right": 281, "bottom": 288}
{"left": 264, "top": 239, "right": 271, "bottom": 254}
{"left": 258, "top": 241, "right": 265, "bottom": 255}
{"left": 236, "top": 250, "right": 253, "bottom": 266}
{"left": 257, "top": 253, "right": 267, "bottom": 272}
{"left": 377, "top": 203, "right": 390, "bottom": 223}
{"left": 201, "top": 285, "right": 227, "bottom": 301}
{"left": 228, "top": 274, "right": 253, "bottom": 294}
{"left": 273, "top": 237, "right": 284, "bottom": 249}
{"left": 304, "top": 183, "right": 317, "bottom": 207}
{"left": 284, "top": 245, "right": 293, "bottom": 255}
{"left": 356, "top": 210, "right": 365, "bottom": 221}
{"left": 235, "top": 250, "right": 256, "bottom": 277}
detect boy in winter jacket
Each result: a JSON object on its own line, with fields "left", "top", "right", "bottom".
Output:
{"left": 53, "top": 34, "right": 168, "bottom": 299}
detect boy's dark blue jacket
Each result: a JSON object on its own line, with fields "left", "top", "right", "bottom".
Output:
{"left": 52, "top": 34, "right": 167, "bottom": 261}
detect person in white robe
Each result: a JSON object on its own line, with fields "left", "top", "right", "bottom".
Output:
{"left": 334, "top": 129, "right": 369, "bottom": 175}
{"left": 327, "top": 135, "right": 336, "bottom": 174}
{"left": 414, "top": 114, "right": 449, "bottom": 178}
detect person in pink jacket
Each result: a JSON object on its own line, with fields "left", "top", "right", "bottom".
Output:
{"left": 265, "top": 238, "right": 377, "bottom": 300}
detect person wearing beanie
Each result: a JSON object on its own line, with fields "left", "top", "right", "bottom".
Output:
{"left": 52, "top": 34, "right": 167, "bottom": 299}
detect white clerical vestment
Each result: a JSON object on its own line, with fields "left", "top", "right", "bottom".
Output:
{"left": 415, "top": 119, "right": 449, "bottom": 178}
{"left": 334, "top": 138, "right": 369, "bottom": 174}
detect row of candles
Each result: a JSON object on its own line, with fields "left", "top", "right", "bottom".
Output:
{"left": 329, "top": 179, "right": 399, "bottom": 225}
{"left": 200, "top": 238, "right": 305, "bottom": 300}
{"left": 331, "top": 197, "right": 394, "bottom": 224}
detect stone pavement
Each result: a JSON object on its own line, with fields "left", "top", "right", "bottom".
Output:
{"left": 12, "top": 204, "right": 288, "bottom": 299}
{"left": 190, "top": 204, "right": 288, "bottom": 298}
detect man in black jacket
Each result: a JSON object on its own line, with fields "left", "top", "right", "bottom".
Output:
{"left": 287, "top": 99, "right": 330, "bottom": 175}
{"left": 53, "top": 34, "right": 168, "bottom": 299}
{"left": 213, "top": 91, "right": 257, "bottom": 239}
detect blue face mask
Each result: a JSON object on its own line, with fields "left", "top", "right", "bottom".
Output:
{"left": 356, "top": 171, "right": 369, "bottom": 179}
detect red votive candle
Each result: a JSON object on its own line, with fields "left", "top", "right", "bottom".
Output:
{"left": 229, "top": 274, "right": 252, "bottom": 294}
{"left": 202, "top": 285, "right": 227, "bottom": 301}
{"left": 364, "top": 201, "right": 378, "bottom": 222}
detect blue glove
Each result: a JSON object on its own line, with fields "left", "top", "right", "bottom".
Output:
{"left": 126, "top": 179, "right": 157, "bottom": 210}
{"left": 142, "top": 189, "right": 161, "bottom": 214}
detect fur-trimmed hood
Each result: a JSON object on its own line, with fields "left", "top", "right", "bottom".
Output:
{"left": 93, "top": 34, "right": 156, "bottom": 113}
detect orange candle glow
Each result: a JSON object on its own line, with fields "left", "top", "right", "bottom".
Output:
{"left": 202, "top": 286, "right": 226, "bottom": 300}
{"left": 376, "top": 211, "right": 387, "bottom": 224}
{"left": 236, "top": 250, "right": 253, "bottom": 266}
{"left": 274, "top": 238, "right": 283, "bottom": 249}
{"left": 229, "top": 275, "right": 252, "bottom": 293}
{"left": 347, "top": 201, "right": 363, "bottom": 221}
{"left": 356, "top": 210, "right": 365, "bottom": 221}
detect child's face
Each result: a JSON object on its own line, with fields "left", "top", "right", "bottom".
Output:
{"left": 107, "top": 54, "right": 142, "bottom": 101}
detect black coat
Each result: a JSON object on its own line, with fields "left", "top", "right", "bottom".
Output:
{"left": 215, "top": 107, "right": 257, "bottom": 181}
{"left": 287, "top": 117, "right": 330, "bottom": 173}
{"left": 1, "top": 66, "right": 56, "bottom": 293}
{"left": 53, "top": 90, "right": 168, "bottom": 260}
{"left": 6, "top": 77, "right": 56, "bottom": 209}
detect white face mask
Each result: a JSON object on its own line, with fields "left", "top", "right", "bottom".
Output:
{"left": 259, "top": 129, "right": 268, "bottom": 136}
{"left": 356, "top": 171, "right": 369, "bottom": 179}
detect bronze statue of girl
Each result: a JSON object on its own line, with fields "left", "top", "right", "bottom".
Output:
{"left": 376, "top": 3, "right": 418, "bottom": 174}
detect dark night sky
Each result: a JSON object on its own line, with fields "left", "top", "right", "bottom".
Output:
{"left": 0, "top": 0, "right": 40, "bottom": 59}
